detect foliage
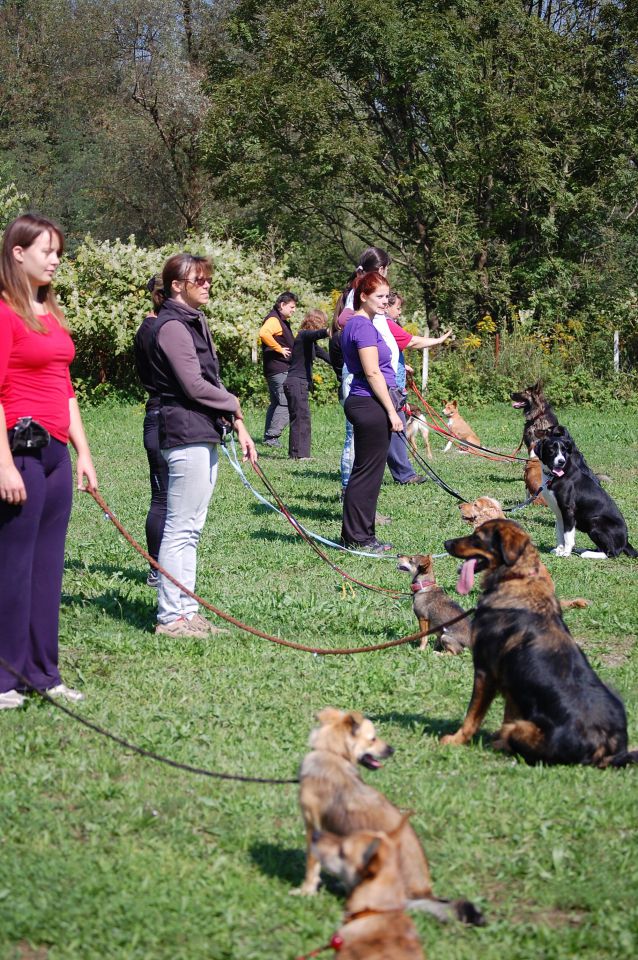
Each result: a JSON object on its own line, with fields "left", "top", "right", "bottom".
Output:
{"left": 54, "top": 234, "right": 327, "bottom": 402}
{"left": 0, "top": 172, "right": 27, "bottom": 231}
{"left": 0, "top": 401, "right": 636, "bottom": 959}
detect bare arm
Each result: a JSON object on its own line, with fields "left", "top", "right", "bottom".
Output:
{"left": 0, "top": 405, "right": 27, "bottom": 504}
{"left": 407, "top": 329, "right": 454, "bottom": 350}
{"left": 358, "top": 346, "right": 403, "bottom": 432}
{"left": 68, "top": 398, "right": 98, "bottom": 490}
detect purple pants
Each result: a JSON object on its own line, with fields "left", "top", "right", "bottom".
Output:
{"left": 0, "top": 438, "right": 72, "bottom": 693}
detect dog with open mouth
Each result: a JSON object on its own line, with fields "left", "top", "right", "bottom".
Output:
{"left": 441, "top": 519, "right": 638, "bottom": 766}
{"left": 536, "top": 427, "right": 637, "bottom": 559}
{"left": 295, "top": 708, "right": 484, "bottom": 924}
{"left": 309, "top": 816, "right": 426, "bottom": 960}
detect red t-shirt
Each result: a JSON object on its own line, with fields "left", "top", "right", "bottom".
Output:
{"left": 0, "top": 300, "right": 76, "bottom": 444}
{"left": 386, "top": 318, "right": 412, "bottom": 351}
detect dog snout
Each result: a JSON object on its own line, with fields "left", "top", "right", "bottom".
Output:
{"left": 311, "top": 829, "right": 322, "bottom": 844}
{"left": 385, "top": 745, "right": 395, "bottom": 757}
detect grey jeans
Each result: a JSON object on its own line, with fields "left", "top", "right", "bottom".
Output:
{"left": 157, "top": 443, "right": 218, "bottom": 624}
{"left": 264, "top": 372, "right": 289, "bottom": 440}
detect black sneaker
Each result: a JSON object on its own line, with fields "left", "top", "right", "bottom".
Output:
{"left": 264, "top": 438, "right": 282, "bottom": 448}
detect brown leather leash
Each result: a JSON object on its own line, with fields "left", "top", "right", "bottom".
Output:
{"left": 85, "top": 487, "right": 475, "bottom": 656}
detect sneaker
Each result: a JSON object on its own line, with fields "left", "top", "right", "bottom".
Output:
{"left": 187, "top": 613, "right": 227, "bottom": 636}
{"left": 375, "top": 511, "right": 392, "bottom": 526}
{"left": 0, "top": 689, "right": 25, "bottom": 710}
{"left": 264, "top": 438, "right": 282, "bottom": 448}
{"left": 46, "top": 683, "right": 85, "bottom": 702}
{"left": 367, "top": 538, "right": 394, "bottom": 554}
{"left": 155, "top": 617, "right": 208, "bottom": 638}
{"left": 395, "top": 475, "right": 427, "bottom": 485}
{"left": 146, "top": 569, "right": 161, "bottom": 588}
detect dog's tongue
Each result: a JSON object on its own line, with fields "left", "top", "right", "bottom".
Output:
{"left": 552, "top": 469, "right": 564, "bottom": 477}
{"left": 456, "top": 559, "right": 477, "bottom": 595}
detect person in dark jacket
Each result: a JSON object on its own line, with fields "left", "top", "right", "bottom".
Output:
{"left": 283, "top": 309, "right": 331, "bottom": 460}
{"left": 258, "top": 291, "right": 298, "bottom": 447}
{"left": 148, "top": 252, "right": 257, "bottom": 637}
{"left": 133, "top": 275, "right": 168, "bottom": 587}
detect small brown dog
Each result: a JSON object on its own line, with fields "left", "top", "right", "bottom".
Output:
{"left": 404, "top": 402, "right": 433, "bottom": 460}
{"left": 310, "top": 818, "right": 425, "bottom": 960}
{"left": 442, "top": 400, "right": 481, "bottom": 453}
{"left": 458, "top": 499, "right": 588, "bottom": 610}
{"left": 442, "top": 520, "right": 628, "bottom": 765}
{"left": 296, "top": 708, "right": 484, "bottom": 924}
{"left": 397, "top": 554, "right": 471, "bottom": 653}
{"left": 523, "top": 455, "right": 547, "bottom": 507}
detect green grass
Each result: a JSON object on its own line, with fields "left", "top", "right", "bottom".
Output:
{"left": 1, "top": 401, "right": 637, "bottom": 960}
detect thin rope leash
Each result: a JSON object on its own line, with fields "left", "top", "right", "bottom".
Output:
{"left": 249, "top": 458, "right": 411, "bottom": 598}
{"left": 85, "top": 488, "right": 474, "bottom": 655}
{"left": 220, "top": 438, "right": 395, "bottom": 560}
{"left": 223, "top": 437, "right": 451, "bottom": 562}
{"left": 407, "top": 379, "right": 528, "bottom": 462}
{"left": 0, "top": 656, "right": 299, "bottom": 784}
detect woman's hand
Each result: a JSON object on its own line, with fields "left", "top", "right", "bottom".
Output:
{"left": 236, "top": 421, "right": 258, "bottom": 465}
{"left": 438, "top": 329, "right": 454, "bottom": 343}
{"left": 76, "top": 453, "right": 98, "bottom": 491}
{"left": 389, "top": 410, "right": 404, "bottom": 432}
{"left": 0, "top": 461, "right": 27, "bottom": 505}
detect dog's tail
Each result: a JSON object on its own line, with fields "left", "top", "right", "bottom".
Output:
{"left": 604, "top": 749, "right": 638, "bottom": 768}
{"left": 559, "top": 598, "right": 590, "bottom": 610}
{"left": 621, "top": 543, "right": 638, "bottom": 558}
{"left": 407, "top": 896, "right": 485, "bottom": 926}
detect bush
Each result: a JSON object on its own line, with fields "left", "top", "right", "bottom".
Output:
{"left": 54, "top": 235, "right": 328, "bottom": 403}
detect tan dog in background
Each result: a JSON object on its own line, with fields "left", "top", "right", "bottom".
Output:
{"left": 442, "top": 400, "right": 481, "bottom": 452}
{"left": 524, "top": 455, "right": 547, "bottom": 507}
{"left": 310, "top": 818, "right": 425, "bottom": 960}
{"left": 404, "top": 402, "right": 433, "bottom": 460}
{"left": 296, "top": 708, "right": 484, "bottom": 925}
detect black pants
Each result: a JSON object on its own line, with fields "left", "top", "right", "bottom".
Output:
{"left": 143, "top": 409, "right": 169, "bottom": 562}
{"left": 341, "top": 394, "right": 391, "bottom": 545}
{"left": 284, "top": 377, "right": 311, "bottom": 458}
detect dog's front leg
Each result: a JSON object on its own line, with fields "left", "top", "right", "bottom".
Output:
{"left": 543, "top": 488, "right": 566, "bottom": 554}
{"left": 418, "top": 617, "right": 430, "bottom": 651}
{"left": 291, "top": 824, "right": 322, "bottom": 895}
{"left": 440, "top": 670, "right": 496, "bottom": 745}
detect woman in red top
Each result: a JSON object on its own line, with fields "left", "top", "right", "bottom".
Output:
{"left": 0, "top": 214, "right": 97, "bottom": 709}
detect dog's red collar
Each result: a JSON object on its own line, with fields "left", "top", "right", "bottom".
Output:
{"left": 411, "top": 579, "right": 436, "bottom": 593}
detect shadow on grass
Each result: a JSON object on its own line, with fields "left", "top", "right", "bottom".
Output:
{"left": 61, "top": 589, "right": 153, "bottom": 628}
{"left": 249, "top": 843, "right": 344, "bottom": 896}
{"left": 66, "top": 558, "right": 148, "bottom": 584}
{"left": 373, "top": 710, "right": 494, "bottom": 746}
{"left": 248, "top": 502, "right": 338, "bottom": 523}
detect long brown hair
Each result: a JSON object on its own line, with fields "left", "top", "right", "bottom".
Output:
{"left": 0, "top": 214, "right": 67, "bottom": 333}
{"left": 300, "top": 308, "right": 327, "bottom": 331}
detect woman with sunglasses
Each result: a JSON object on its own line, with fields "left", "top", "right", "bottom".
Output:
{"left": 147, "top": 253, "right": 257, "bottom": 637}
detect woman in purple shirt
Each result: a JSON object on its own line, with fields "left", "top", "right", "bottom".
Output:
{"left": 340, "top": 272, "right": 403, "bottom": 553}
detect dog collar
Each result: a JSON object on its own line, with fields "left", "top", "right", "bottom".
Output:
{"left": 295, "top": 933, "right": 344, "bottom": 959}
{"left": 411, "top": 579, "right": 436, "bottom": 593}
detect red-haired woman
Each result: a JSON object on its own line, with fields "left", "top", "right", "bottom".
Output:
{"left": 0, "top": 214, "right": 98, "bottom": 708}
{"left": 340, "top": 272, "right": 403, "bottom": 553}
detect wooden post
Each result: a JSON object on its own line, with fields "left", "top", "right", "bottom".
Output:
{"left": 495, "top": 332, "right": 500, "bottom": 361}
{"left": 421, "top": 325, "right": 429, "bottom": 393}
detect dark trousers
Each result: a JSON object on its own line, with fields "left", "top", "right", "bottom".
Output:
{"left": 143, "top": 409, "right": 169, "bottom": 562}
{"left": 0, "top": 439, "right": 72, "bottom": 692}
{"left": 264, "top": 372, "right": 289, "bottom": 440}
{"left": 341, "top": 394, "right": 391, "bottom": 545}
{"left": 284, "top": 378, "right": 311, "bottom": 458}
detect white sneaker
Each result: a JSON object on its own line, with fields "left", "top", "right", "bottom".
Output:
{"left": 46, "top": 683, "right": 85, "bottom": 702}
{"left": 0, "top": 689, "right": 25, "bottom": 709}
{"left": 187, "top": 613, "right": 228, "bottom": 635}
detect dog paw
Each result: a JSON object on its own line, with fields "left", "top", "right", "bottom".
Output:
{"left": 440, "top": 733, "right": 464, "bottom": 746}
{"left": 289, "top": 885, "right": 317, "bottom": 897}
{"left": 551, "top": 546, "right": 572, "bottom": 557}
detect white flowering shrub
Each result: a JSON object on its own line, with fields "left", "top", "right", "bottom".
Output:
{"left": 55, "top": 235, "right": 328, "bottom": 401}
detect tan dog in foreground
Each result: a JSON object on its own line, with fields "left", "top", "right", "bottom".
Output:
{"left": 296, "top": 708, "right": 484, "bottom": 925}
{"left": 310, "top": 818, "right": 425, "bottom": 960}
{"left": 442, "top": 400, "right": 481, "bottom": 452}
{"left": 458, "top": 498, "right": 589, "bottom": 610}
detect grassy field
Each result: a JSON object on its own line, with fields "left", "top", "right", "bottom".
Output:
{"left": 1, "top": 400, "right": 637, "bottom": 960}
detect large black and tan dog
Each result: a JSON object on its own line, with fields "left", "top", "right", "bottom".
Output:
{"left": 295, "top": 708, "right": 484, "bottom": 924}
{"left": 442, "top": 519, "right": 637, "bottom": 766}
{"left": 510, "top": 381, "right": 559, "bottom": 452}
{"left": 536, "top": 427, "right": 637, "bottom": 559}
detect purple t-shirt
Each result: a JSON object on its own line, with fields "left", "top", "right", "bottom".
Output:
{"left": 341, "top": 313, "right": 396, "bottom": 397}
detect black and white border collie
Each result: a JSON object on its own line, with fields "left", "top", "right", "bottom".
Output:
{"left": 536, "top": 427, "right": 636, "bottom": 559}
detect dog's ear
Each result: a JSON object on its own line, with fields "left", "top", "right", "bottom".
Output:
{"left": 315, "top": 707, "right": 343, "bottom": 726}
{"left": 532, "top": 379, "right": 543, "bottom": 393}
{"left": 495, "top": 522, "right": 529, "bottom": 567}
{"left": 359, "top": 837, "right": 382, "bottom": 875}
{"left": 345, "top": 712, "right": 364, "bottom": 737}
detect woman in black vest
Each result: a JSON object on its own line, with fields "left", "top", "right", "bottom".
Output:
{"left": 148, "top": 253, "right": 257, "bottom": 637}
{"left": 258, "top": 291, "right": 298, "bottom": 446}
